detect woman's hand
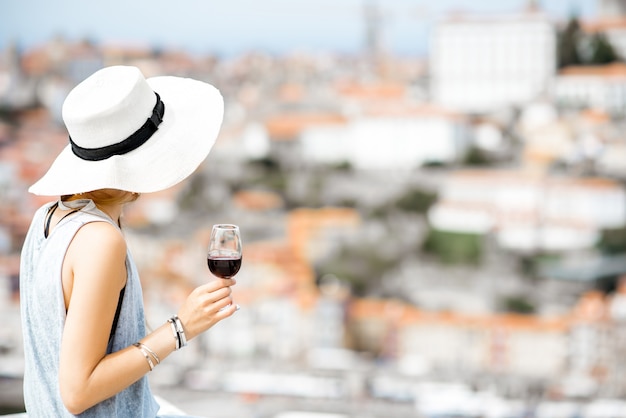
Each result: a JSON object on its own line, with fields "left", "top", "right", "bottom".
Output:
{"left": 176, "top": 278, "right": 238, "bottom": 341}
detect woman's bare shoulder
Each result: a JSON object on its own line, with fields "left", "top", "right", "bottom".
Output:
{"left": 67, "top": 221, "right": 128, "bottom": 283}
{"left": 72, "top": 220, "right": 127, "bottom": 251}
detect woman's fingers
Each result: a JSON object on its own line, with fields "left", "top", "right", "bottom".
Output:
{"left": 177, "top": 278, "right": 238, "bottom": 340}
{"left": 216, "top": 301, "right": 239, "bottom": 317}
{"left": 199, "top": 286, "right": 232, "bottom": 305}
{"left": 196, "top": 278, "right": 236, "bottom": 293}
{"left": 204, "top": 290, "right": 233, "bottom": 312}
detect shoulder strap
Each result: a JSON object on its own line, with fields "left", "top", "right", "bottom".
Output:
{"left": 109, "top": 286, "right": 126, "bottom": 342}
{"left": 44, "top": 202, "right": 82, "bottom": 239}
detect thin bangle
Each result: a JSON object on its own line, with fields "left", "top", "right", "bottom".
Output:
{"left": 133, "top": 343, "right": 155, "bottom": 371}
{"left": 136, "top": 342, "right": 160, "bottom": 365}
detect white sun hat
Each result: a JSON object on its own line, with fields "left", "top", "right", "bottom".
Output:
{"left": 29, "top": 65, "right": 224, "bottom": 196}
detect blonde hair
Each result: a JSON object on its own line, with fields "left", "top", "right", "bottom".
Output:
{"left": 62, "top": 189, "right": 140, "bottom": 206}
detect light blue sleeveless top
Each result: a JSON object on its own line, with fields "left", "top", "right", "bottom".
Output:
{"left": 19, "top": 200, "right": 160, "bottom": 417}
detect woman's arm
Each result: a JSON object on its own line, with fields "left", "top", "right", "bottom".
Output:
{"left": 58, "top": 221, "right": 237, "bottom": 414}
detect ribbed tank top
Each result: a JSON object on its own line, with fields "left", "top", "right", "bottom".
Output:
{"left": 19, "top": 200, "right": 159, "bottom": 417}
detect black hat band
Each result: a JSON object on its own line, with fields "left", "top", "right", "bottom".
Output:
{"left": 69, "top": 92, "right": 165, "bottom": 162}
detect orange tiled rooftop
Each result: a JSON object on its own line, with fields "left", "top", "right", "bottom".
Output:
{"left": 582, "top": 16, "right": 626, "bottom": 32}
{"left": 265, "top": 112, "right": 348, "bottom": 140}
{"left": 559, "top": 62, "right": 626, "bottom": 78}
{"left": 233, "top": 189, "right": 284, "bottom": 211}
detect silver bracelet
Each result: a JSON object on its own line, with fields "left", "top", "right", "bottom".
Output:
{"left": 136, "top": 342, "right": 160, "bottom": 365}
{"left": 133, "top": 342, "right": 155, "bottom": 371}
{"left": 173, "top": 316, "right": 187, "bottom": 348}
{"left": 168, "top": 315, "right": 187, "bottom": 349}
{"left": 167, "top": 318, "right": 181, "bottom": 350}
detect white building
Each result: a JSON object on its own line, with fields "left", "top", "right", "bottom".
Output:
{"left": 397, "top": 313, "right": 569, "bottom": 380}
{"left": 430, "top": 10, "right": 556, "bottom": 113}
{"left": 427, "top": 170, "right": 626, "bottom": 252}
{"left": 298, "top": 106, "right": 470, "bottom": 170}
{"left": 554, "top": 63, "right": 626, "bottom": 116}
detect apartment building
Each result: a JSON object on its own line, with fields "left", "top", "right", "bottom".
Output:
{"left": 554, "top": 63, "right": 626, "bottom": 116}
{"left": 262, "top": 83, "right": 470, "bottom": 170}
{"left": 430, "top": 9, "right": 556, "bottom": 113}
{"left": 428, "top": 169, "right": 626, "bottom": 252}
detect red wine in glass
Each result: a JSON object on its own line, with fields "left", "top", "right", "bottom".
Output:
{"left": 208, "top": 224, "right": 242, "bottom": 310}
{"left": 207, "top": 256, "right": 242, "bottom": 278}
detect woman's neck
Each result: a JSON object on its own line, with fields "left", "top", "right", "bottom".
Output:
{"left": 63, "top": 189, "right": 137, "bottom": 224}
{"left": 94, "top": 203, "right": 124, "bottom": 224}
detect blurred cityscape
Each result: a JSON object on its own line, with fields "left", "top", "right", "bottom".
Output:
{"left": 2, "top": 0, "right": 626, "bottom": 417}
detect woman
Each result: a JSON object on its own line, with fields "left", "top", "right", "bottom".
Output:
{"left": 19, "top": 65, "right": 237, "bottom": 417}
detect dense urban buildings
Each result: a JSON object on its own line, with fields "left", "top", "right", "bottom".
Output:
{"left": 1, "top": 1, "right": 626, "bottom": 417}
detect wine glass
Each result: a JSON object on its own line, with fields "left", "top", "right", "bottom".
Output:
{"left": 207, "top": 224, "right": 242, "bottom": 310}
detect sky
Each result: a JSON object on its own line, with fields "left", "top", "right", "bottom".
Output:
{"left": 1, "top": 0, "right": 597, "bottom": 57}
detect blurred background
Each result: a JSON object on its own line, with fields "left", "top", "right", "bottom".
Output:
{"left": 2, "top": 0, "right": 626, "bottom": 417}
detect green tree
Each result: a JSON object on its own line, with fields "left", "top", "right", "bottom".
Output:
{"left": 394, "top": 188, "right": 438, "bottom": 214}
{"left": 558, "top": 17, "right": 583, "bottom": 68}
{"left": 316, "top": 245, "right": 397, "bottom": 297}
{"left": 463, "top": 146, "right": 492, "bottom": 166}
{"left": 589, "top": 32, "right": 619, "bottom": 64}
{"left": 422, "top": 228, "right": 483, "bottom": 265}
{"left": 598, "top": 226, "right": 626, "bottom": 254}
{"left": 500, "top": 295, "right": 536, "bottom": 314}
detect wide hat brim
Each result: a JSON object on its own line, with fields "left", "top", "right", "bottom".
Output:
{"left": 28, "top": 75, "right": 224, "bottom": 196}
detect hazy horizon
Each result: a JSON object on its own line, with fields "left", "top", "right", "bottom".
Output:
{"left": 1, "top": 0, "right": 597, "bottom": 57}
